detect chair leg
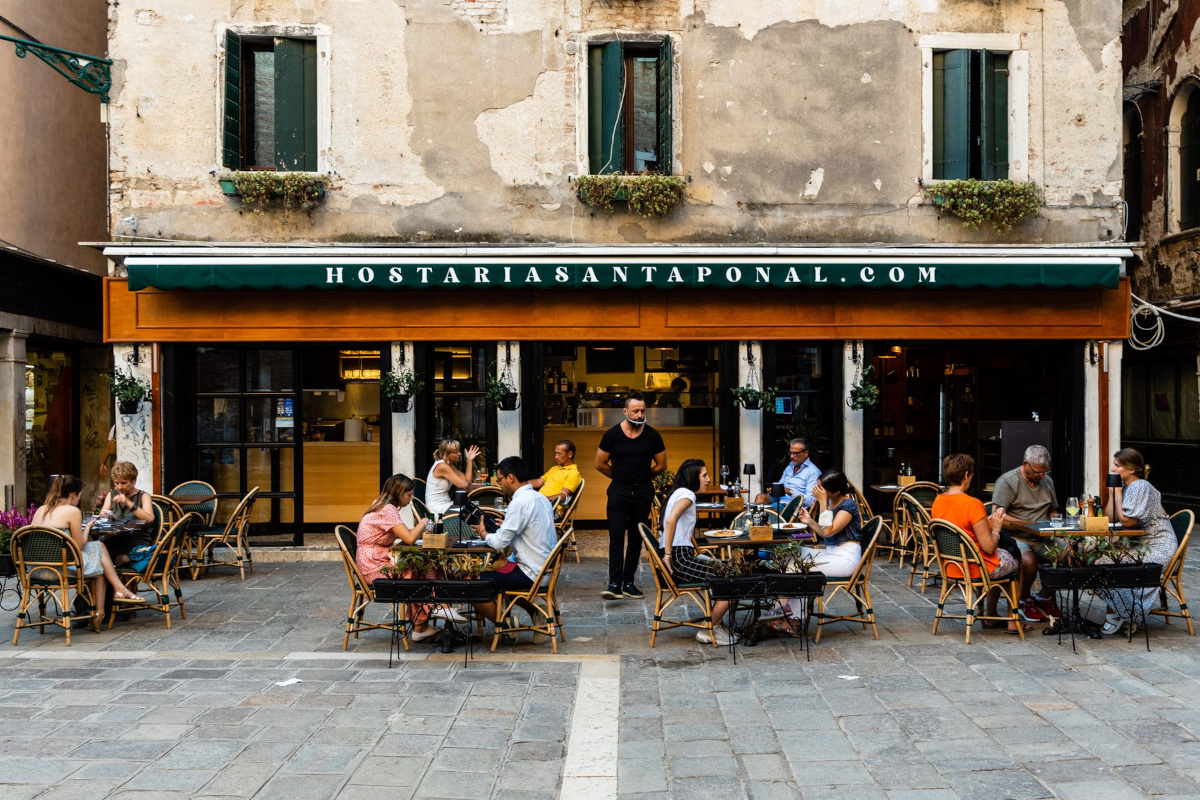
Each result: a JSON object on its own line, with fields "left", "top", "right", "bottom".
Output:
{"left": 1006, "top": 583, "right": 1025, "bottom": 640}
{"left": 932, "top": 579, "right": 954, "bottom": 636}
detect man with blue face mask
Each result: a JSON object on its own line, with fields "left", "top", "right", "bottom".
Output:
{"left": 595, "top": 390, "right": 667, "bottom": 600}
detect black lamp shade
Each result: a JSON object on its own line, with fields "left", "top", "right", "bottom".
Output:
{"left": 453, "top": 489, "right": 468, "bottom": 506}
{"left": 743, "top": 463, "right": 756, "bottom": 476}
{"left": 770, "top": 482, "right": 785, "bottom": 499}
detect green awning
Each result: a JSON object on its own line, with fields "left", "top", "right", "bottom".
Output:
{"left": 125, "top": 260, "right": 1122, "bottom": 291}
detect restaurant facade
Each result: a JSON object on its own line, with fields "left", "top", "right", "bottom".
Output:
{"left": 103, "top": 1, "right": 1131, "bottom": 539}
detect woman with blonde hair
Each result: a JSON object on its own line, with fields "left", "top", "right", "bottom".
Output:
{"left": 1099, "top": 448, "right": 1175, "bottom": 634}
{"left": 99, "top": 460, "right": 156, "bottom": 564}
{"left": 425, "top": 439, "right": 481, "bottom": 515}
{"left": 29, "top": 475, "right": 146, "bottom": 625}
{"left": 356, "top": 474, "right": 445, "bottom": 641}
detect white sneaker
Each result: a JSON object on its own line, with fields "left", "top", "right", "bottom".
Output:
{"left": 696, "top": 628, "right": 713, "bottom": 644}
{"left": 1101, "top": 613, "right": 1124, "bottom": 635}
{"left": 431, "top": 607, "right": 467, "bottom": 624}
{"left": 410, "top": 626, "right": 439, "bottom": 641}
{"left": 697, "top": 625, "right": 738, "bottom": 646}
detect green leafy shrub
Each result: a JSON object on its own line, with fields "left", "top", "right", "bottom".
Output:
{"left": 231, "top": 171, "right": 330, "bottom": 217}
{"left": 923, "top": 179, "right": 1041, "bottom": 233}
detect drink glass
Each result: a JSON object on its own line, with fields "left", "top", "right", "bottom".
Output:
{"left": 1065, "top": 497, "right": 1080, "bottom": 528}
{"left": 1050, "top": 513, "right": 1064, "bottom": 528}
{"left": 720, "top": 464, "right": 730, "bottom": 488}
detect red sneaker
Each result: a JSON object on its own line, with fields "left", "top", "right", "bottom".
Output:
{"left": 1018, "top": 599, "right": 1047, "bottom": 623}
{"left": 1035, "top": 594, "right": 1061, "bottom": 620}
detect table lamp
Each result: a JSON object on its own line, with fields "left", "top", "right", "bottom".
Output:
{"left": 770, "top": 482, "right": 786, "bottom": 516}
{"left": 743, "top": 463, "right": 756, "bottom": 501}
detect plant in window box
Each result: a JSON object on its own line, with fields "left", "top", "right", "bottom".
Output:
{"left": 381, "top": 368, "right": 424, "bottom": 414}
{"left": 107, "top": 368, "right": 152, "bottom": 415}
{"left": 485, "top": 374, "right": 520, "bottom": 411}
{"left": 575, "top": 174, "right": 686, "bottom": 218}
{"left": 224, "top": 171, "right": 331, "bottom": 218}
{"left": 847, "top": 365, "right": 879, "bottom": 411}
{"left": 921, "top": 179, "right": 1042, "bottom": 234}
{"left": 731, "top": 385, "right": 777, "bottom": 411}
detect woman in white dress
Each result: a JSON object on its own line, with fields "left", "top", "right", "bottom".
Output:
{"left": 425, "top": 439, "right": 481, "bottom": 515}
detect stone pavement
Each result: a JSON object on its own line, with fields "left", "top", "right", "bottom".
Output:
{"left": 2, "top": 533, "right": 1200, "bottom": 799}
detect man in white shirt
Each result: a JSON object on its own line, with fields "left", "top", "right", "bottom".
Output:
{"left": 470, "top": 456, "right": 557, "bottom": 623}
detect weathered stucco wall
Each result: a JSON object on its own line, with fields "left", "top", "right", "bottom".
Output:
{"left": 107, "top": 0, "right": 1123, "bottom": 246}
{"left": 0, "top": 0, "right": 108, "bottom": 273}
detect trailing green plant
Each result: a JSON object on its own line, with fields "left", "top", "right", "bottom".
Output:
{"left": 575, "top": 173, "right": 686, "bottom": 218}
{"left": 381, "top": 367, "right": 424, "bottom": 399}
{"left": 106, "top": 368, "right": 152, "bottom": 405}
{"left": 731, "top": 385, "right": 778, "bottom": 410}
{"left": 652, "top": 469, "right": 675, "bottom": 495}
{"left": 231, "top": 170, "right": 330, "bottom": 217}
{"left": 485, "top": 374, "right": 518, "bottom": 409}
{"left": 923, "top": 179, "right": 1042, "bottom": 233}
{"left": 710, "top": 552, "right": 757, "bottom": 578}
{"left": 772, "top": 542, "right": 819, "bottom": 575}
{"left": 847, "top": 365, "right": 879, "bottom": 411}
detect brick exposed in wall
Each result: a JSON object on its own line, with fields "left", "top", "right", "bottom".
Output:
{"left": 582, "top": 0, "right": 682, "bottom": 32}
{"left": 451, "top": 0, "right": 508, "bottom": 34}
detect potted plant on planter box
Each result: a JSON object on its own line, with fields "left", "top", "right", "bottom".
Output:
{"left": 0, "top": 503, "right": 37, "bottom": 577}
{"left": 1037, "top": 538, "right": 1161, "bottom": 592}
{"left": 107, "top": 368, "right": 152, "bottom": 415}
{"left": 381, "top": 367, "right": 425, "bottom": 413}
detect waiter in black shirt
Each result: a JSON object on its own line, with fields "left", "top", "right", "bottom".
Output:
{"left": 595, "top": 390, "right": 667, "bottom": 600}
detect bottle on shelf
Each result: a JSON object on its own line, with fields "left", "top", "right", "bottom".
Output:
{"left": 560, "top": 371, "right": 568, "bottom": 393}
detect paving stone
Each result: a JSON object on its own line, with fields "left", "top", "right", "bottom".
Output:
{"left": 619, "top": 757, "right": 668, "bottom": 794}
{"left": 195, "top": 762, "right": 277, "bottom": 797}
{"left": 413, "top": 769, "right": 494, "bottom": 799}
{"left": 280, "top": 744, "right": 366, "bottom": 774}
{"left": 125, "top": 768, "right": 217, "bottom": 791}
{"left": 942, "top": 770, "right": 1055, "bottom": 800}
{"left": 346, "top": 755, "right": 429, "bottom": 786}
{"left": 254, "top": 774, "right": 348, "bottom": 799}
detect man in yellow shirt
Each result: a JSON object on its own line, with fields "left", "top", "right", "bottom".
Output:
{"left": 531, "top": 440, "right": 583, "bottom": 503}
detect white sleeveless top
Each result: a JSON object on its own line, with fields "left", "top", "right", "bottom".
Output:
{"left": 425, "top": 460, "right": 453, "bottom": 514}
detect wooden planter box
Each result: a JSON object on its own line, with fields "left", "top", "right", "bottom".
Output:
{"left": 1038, "top": 564, "right": 1162, "bottom": 593}
{"left": 373, "top": 578, "right": 492, "bottom": 604}
{"left": 707, "top": 573, "right": 825, "bottom": 601}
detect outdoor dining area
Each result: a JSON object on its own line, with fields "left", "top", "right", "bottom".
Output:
{"left": 2, "top": 448, "right": 1195, "bottom": 660}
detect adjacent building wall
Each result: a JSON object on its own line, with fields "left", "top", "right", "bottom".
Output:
{"left": 106, "top": 0, "right": 1124, "bottom": 247}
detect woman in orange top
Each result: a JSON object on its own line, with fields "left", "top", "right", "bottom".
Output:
{"left": 931, "top": 454, "right": 1033, "bottom": 634}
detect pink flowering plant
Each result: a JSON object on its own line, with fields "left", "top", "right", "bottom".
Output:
{"left": 0, "top": 503, "right": 37, "bottom": 555}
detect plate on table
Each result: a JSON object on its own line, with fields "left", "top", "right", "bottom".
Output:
{"left": 704, "top": 529, "right": 744, "bottom": 539}
{"left": 695, "top": 502, "right": 725, "bottom": 509}
{"left": 778, "top": 522, "right": 806, "bottom": 531}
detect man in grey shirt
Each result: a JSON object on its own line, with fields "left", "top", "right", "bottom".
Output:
{"left": 992, "top": 444, "right": 1060, "bottom": 622}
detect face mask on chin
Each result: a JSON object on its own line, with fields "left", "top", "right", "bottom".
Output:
{"left": 625, "top": 415, "right": 646, "bottom": 426}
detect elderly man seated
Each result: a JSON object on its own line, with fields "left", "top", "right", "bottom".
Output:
{"left": 529, "top": 439, "right": 582, "bottom": 505}
{"left": 754, "top": 437, "right": 820, "bottom": 510}
{"left": 993, "top": 444, "right": 1061, "bottom": 623}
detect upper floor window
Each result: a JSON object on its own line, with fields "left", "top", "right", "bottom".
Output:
{"left": 1172, "top": 84, "right": 1200, "bottom": 232}
{"left": 932, "top": 49, "right": 1009, "bottom": 180}
{"left": 223, "top": 31, "right": 317, "bottom": 171}
{"left": 587, "top": 38, "right": 673, "bottom": 175}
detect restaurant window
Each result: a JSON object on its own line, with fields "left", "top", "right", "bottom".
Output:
{"left": 933, "top": 49, "right": 1009, "bottom": 180}
{"left": 1123, "top": 359, "right": 1200, "bottom": 442}
{"left": 1174, "top": 84, "right": 1200, "bottom": 232}
{"left": 588, "top": 37, "right": 673, "bottom": 174}
{"left": 192, "top": 347, "right": 298, "bottom": 533}
{"left": 223, "top": 31, "right": 318, "bottom": 171}
{"left": 429, "top": 345, "right": 490, "bottom": 469}
{"left": 25, "top": 348, "right": 74, "bottom": 504}
{"left": 764, "top": 344, "right": 833, "bottom": 477}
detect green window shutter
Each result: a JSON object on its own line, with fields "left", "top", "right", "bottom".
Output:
{"left": 656, "top": 37, "right": 673, "bottom": 174}
{"left": 222, "top": 30, "right": 242, "bottom": 170}
{"left": 274, "top": 38, "right": 318, "bottom": 171}
{"left": 933, "top": 50, "right": 970, "bottom": 180}
{"left": 981, "top": 50, "right": 1009, "bottom": 180}
{"left": 1181, "top": 97, "right": 1200, "bottom": 231}
{"left": 598, "top": 39, "right": 625, "bottom": 174}
{"left": 588, "top": 47, "right": 604, "bottom": 174}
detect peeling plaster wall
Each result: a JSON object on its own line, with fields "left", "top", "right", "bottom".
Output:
{"left": 108, "top": 0, "right": 1123, "bottom": 246}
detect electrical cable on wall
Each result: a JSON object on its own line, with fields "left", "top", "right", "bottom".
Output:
{"left": 1129, "top": 292, "right": 1200, "bottom": 351}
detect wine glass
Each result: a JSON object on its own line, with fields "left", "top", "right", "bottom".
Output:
{"left": 1065, "top": 496, "right": 1080, "bottom": 528}
{"left": 720, "top": 464, "right": 730, "bottom": 488}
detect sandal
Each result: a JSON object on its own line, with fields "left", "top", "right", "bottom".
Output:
{"left": 114, "top": 593, "right": 146, "bottom": 604}
{"left": 766, "top": 618, "right": 804, "bottom": 638}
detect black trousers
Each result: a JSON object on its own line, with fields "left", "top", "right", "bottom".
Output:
{"left": 606, "top": 486, "right": 653, "bottom": 585}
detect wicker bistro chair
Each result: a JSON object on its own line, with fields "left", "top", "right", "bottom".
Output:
{"left": 554, "top": 478, "right": 585, "bottom": 563}
{"left": 11, "top": 526, "right": 98, "bottom": 646}
{"left": 169, "top": 480, "right": 219, "bottom": 527}
{"left": 814, "top": 516, "right": 884, "bottom": 643}
{"left": 410, "top": 495, "right": 431, "bottom": 521}
{"left": 489, "top": 533, "right": 572, "bottom": 653}
{"left": 109, "top": 513, "right": 197, "bottom": 630}
{"left": 929, "top": 519, "right": 1024, "bottom": 643}
{"left": 193, "top": 487, "right": 258, "bottom": 580}
{"left": 780, "top": 495, "right": 806, "bottom": 522}
{"left": 334, "top": 525, "right": 407, "bottom": 651}
{"left": 903, "top": 481, "right": 943, "bottom": 509}
{"left": 1151, "top": 510, "right": 1196, "bottom": 635}
{"left": 637, "top": 523, "right": 716, "bottom": 647}
{"left": 898, "top": 493, "right": 939, "bottom": 593}
{"left": 468, "top": 486, "right": 506, "bottom": 508}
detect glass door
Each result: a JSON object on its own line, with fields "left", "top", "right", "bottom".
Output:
{"left": 25, "top": 346, "right": 76, "bottom": 504}
{"left": 192, "top": 347, "right": 299, "bottom": 541}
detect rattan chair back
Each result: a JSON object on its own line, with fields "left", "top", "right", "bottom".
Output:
{"left": 468, "top": 486, "right": 505, "bottom": 507}
{"left": 11, "top": 525, "right": 95, "bottom": 645}
{"left": 903, "top": 481, "right": 942, "bottom": 509}
{"left": 169, "top": 480, "right": 218, "bottom": 527}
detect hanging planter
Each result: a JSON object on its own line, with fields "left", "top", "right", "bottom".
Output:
{"left": 848, "top": 365, "right": 879, "bottom": 411}
{"left": 107, "top": 368, "right": 151, "bottom": 416}
{"left": 381, "top": 367, "right": 424, "bottom": 414}
{"left": 487, "top": 350, "right": 520, "bottom": 410}
{"left": 731, "top": 386, "right": 776, "bottom": 411}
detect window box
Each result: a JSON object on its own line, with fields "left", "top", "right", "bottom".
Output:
{"left": 218, "top": 172, "right": 330, "bottom": 215}
{"left": 921, "top": 178, "right": 1041, "bottom": 233}
{"left": 575, "top": 173, "right": 686, "bottom": 218}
